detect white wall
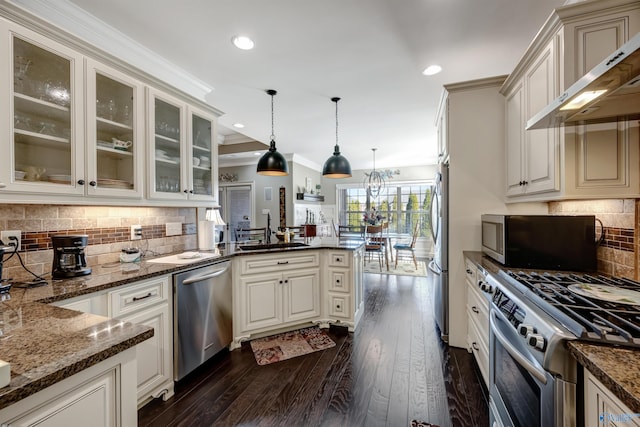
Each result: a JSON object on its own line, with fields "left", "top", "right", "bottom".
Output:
{"left": 446, "top": 79, "right": 547, "bottom": 348}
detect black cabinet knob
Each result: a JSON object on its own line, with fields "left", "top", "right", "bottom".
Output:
{"left": 89, "top": 181, "right": 97, "bottom": 187}
{"left": 183, "top": 189, "right": 189, "bottom": 193}
{"left": 77, "top": 179, "right": 85, "bottom": 185}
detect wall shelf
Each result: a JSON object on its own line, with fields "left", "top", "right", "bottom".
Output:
{"left": 296, "top": 193, "right": 324, "bottom": 202}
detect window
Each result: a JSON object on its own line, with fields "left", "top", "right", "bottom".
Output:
{"left": 338, "top": 182, "right": 433, "bottom": 237}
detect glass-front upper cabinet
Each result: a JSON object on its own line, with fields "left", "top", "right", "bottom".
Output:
{"left": 85, "top": 58, "right": 144, "bottom": 198}
{"left": 0, "top": 22, "right": 84, "bottom": 195}
{"left": 147, "top": 87, "right": 187, "bottom": 200}
{"left": 189, "top": 106, "right": 218, "bottom": 202}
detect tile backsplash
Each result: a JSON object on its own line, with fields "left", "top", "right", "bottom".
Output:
{"left": 0, "top": 205, "right": 197, "bottom": 282}
{"left": 549, "top": 199, "right": 636, "bottom": 279}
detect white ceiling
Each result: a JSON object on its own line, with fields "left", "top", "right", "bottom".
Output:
{"left": 60, "top": 0, "right": 568, "bottom": 170}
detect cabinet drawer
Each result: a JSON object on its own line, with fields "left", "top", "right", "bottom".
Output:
{"left": 467, "top": 282, "right": 489, "bottom": 338}
{"left": 467, "top": 309, "right": 489, "bottom": 387}
{"left": 328, "top": 270, "right": 351, "bottom": 293}
{"left": 109, "top": 276, "right": 169, "bottom": 317}
{"left": 464, "top": 258, "right": 477, "bottom": 285}
{"left": 327, "top": 251, "right": 351, "bottom": 267}
{"left": 328, "top": 293, "right": 351, "bottom": 319}
{"left": 239, "top": 252, "right": 319, "bottom": 275}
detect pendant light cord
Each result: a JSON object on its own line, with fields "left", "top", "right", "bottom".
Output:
{"left": 335, "top": 99, "right": 339, "bottom": 146}
{"left": 270, "top": 92, "right": 275, "bottom": 141}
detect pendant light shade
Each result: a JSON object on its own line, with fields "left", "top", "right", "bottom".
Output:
{"left": 322, "top": 97, "right": 352, "bottom": 178}
{"left": 364, "top": 148, "right": 385, "bottom": 198}
{"left": 257, "top": 89, "right": 289, "bottom": 176}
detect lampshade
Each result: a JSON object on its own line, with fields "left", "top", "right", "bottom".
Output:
{"left": 205, "top": 208, "right": 225, "bottom": 226}
{"left": 257, "top": 89, "right": 289, "bottom": 176}
{"left": 323, "top": 97, "right": 352, "bottom": 178}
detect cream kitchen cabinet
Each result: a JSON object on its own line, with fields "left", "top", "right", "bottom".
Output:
{"left": 147, "top": 87, "right": 218, "bottom": 202}
{"left": 465, "top": 257, "right": 490, "bottom": 387}
{"left": 504, "top": 39, "right": 559, "bottom": 197}
{"left": 0, "top": 347, "right": 137, "bottom": 427}
{"left": 501, "top": 0, "right": 640, "bottom": 202}
{"left": 585, "top": 369, "right": 640, "bottom": 427}
{"left": 0, "top": 19, "right": 84, "bottom": 196}
{"left": 85, "top": 58, "right": 145, "bottom": 198}
{"left": 324, "top": 248, "right": 364, "bottom": 331}
{"left": 53, "top": 275, "right": 174, "bottom": 408}
{"left": 232, "top": 251, "right": 321, "bottom": 348}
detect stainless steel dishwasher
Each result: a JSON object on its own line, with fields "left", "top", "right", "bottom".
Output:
{"left": 174, "top": 260, "right": 231, "bottom": 380}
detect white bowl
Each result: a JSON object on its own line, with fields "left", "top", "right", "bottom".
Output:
{"left": 14, "top": 170, "right": 25, "bottom": 180}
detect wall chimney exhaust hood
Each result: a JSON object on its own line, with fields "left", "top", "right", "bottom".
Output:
{"left": 527, "top": 32, "right": 640, "bottom": 130}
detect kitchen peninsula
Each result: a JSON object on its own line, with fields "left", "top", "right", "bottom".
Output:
{"left": 0, "top": 238, "right": 364, "bottom": 424}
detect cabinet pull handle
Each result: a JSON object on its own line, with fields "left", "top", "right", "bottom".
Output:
{"left": 277, "top": 261, "right": 289, "bottom": 265}
{"left": 77, "top": 179, "right": 85, "bottom": 185}
{"left": 279, "top": 280, "right": 283, "bottom": 284}
{"left": 183, "top": 189, "right": 189, "bottom": 193}
{"left": 466, "top": 269, "right": 472, "bottom": 274}
{"left": 284, "top": 279, "right": 288, "bottom": 283}
{"left": 89, "top": 181, "right": 97, "bottom": 187}
{"left": 132, "top": 292, "right": 154, "bottom": 302}
{"left": 336, "top": 257, "right": 342, "bottom": 262}
{"left": 472, "top": 342, "right": 479, "bottom": 351}
{"left": 472, "top": 306, "right": 479, "bottom": 314}
{"left": 336, "top": 279, "right": 341, "bottom": 283}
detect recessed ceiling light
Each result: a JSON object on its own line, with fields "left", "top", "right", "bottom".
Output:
{"left": 232, "top": 36, "right": 254, "bottom": 50}
{"left": 422, "top": 65, "right": 442, "bottom": 76}
{"left": 233, "top": 123, "right": 245, "bottom": 129}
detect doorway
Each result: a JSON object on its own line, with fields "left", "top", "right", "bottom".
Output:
{"left": 218, "top": 183, "right": 255, "bottom": 244}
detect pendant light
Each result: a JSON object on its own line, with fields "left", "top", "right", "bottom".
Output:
{"left": 257, "top": 89, "right": 289, "bottom": 176}
{"left": 364, "top": 148, "right": 385, "bottom": 198}
{"left": 322, "top": 97, "right": 352, "bottom": 178}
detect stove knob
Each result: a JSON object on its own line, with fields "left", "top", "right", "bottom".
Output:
{"left": 479, "top": 281, "right": 493, "bottom": 294}
{"left": 528, "top": 334, "right": 546, "bottom": 351}
{"left": 518, "top": 324, "right": 536, "bottom": 337}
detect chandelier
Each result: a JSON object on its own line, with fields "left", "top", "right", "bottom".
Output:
{"left": 363, "top": 148, "right": 385, "bottom": 198}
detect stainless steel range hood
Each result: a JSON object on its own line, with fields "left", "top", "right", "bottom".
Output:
{"left": 527, "top": 32, "right": 640, "bottom": 130}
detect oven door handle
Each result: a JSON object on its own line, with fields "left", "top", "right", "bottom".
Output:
{"left": 490, "top": 309, "right": 548, "bottom": 385}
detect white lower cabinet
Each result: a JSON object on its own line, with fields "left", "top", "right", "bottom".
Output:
{"left": 53, "top": 275, "right": 174, "bottom": 407}
{"left": 233, "top": 252, "right": 321, "bottom": 347}
{"left": 585, "top": 369, "right": 640, "bottom": 427}
{"left": 0, "top": 347, "right": 137, "bottom": 427}
{"left": 231, "top": 247, "right": 364, "bottom": 349}
{"left": 465, "top": 257, "right": 490, "bottom": 387}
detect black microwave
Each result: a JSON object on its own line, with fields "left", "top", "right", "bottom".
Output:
{"left": 481, "top": 214, "right": 597, "bottom": 271}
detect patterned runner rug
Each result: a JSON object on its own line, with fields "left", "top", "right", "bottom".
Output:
{"left": 364, "top": 260, "right": 427, "bottom": 277}
{"left": 250, "top": 326, "right": 336, "bottom": 365}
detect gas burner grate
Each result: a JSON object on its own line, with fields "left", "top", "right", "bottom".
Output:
{"left": 503, "top": 270, "right": 640, "bottom": 348}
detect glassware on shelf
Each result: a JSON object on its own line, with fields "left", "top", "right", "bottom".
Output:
{"left": 38, "top": 121, "right": 57, "bottom": 136}
{"left": 14, "top": 56, "right": 32, "bottom": 93}
{"left": 14, "top": 114, "right": 33, "bottom": 131}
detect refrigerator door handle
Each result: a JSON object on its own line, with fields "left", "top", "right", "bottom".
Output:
{"left": 428, "top": 260, "right": 441, "bottom": 276}
{"left": 429, "top": 187, "right": 439, "bottom": 243}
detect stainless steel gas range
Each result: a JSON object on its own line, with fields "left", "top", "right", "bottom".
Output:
{"left": 485, "top": 269, "right": 640, "bottom": 427}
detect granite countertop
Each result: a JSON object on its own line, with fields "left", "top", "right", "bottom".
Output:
{"left": 0, "top": 238, "right": 362, "bottom": 409}
{"left": 0, "top": 299, "right": 153, "bottom": 410}
{"left": 567, "top": 341, "right": 640, "bottom": 413}
{"left": 463, "top": 250, "right": 640, "bottom": 413}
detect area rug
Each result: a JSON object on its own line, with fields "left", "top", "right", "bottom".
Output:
{"left": 250, "top": 326, "right": 336, "bottom": 365}
{"left": 410, "top": 421, "right": 439, "bottom": 427}
{"left": 364, "top": 260, "right": 427, "bottom": 277}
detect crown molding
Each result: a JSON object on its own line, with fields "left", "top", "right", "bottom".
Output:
{"left": 4, "top": 0, "right": 213, "bottom": 101}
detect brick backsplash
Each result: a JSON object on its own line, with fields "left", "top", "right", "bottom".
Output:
{"left": 549, "top": 199, "right": 636, "bottom": 279}
{"left": 0, "top": 205, "right": 198, "bottom": 282}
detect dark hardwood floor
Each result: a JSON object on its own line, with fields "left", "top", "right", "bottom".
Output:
{"left": 139, "top": 270, "right": 488, "bottom": 427}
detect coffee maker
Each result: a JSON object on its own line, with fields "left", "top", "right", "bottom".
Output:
{"left": 52, "top": 235, "right": 92, "bottom": 278}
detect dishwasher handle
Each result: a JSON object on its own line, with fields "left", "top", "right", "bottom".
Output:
{"left": 182, "top": 264, "right": 230, "bottom": 285}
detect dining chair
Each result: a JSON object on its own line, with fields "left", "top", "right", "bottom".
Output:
{"left": 394, "top": 221, "right": 420, "bottom": 269}
{"left": 235, "top": 227, "right": 268, "bottom": 243}
{"left": 364, "top": 224, "right": 387, "bottom": 271}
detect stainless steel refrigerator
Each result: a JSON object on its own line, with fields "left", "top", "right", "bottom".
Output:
{"left": 428, "top": 162, "right": 448, "bottom": 342}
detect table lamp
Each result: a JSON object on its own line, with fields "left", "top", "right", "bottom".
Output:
{"left": 198, "top": 208, "right": 226, "bottom": 252}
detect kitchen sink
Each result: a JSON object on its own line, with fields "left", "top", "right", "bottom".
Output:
{"left": 237, "top": 242, "right": 309, "bottom": 251}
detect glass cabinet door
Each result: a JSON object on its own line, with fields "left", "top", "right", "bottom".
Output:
{"left": 7, "top": 31, "right": 84, "bottom": 195}
{"left": 190, "top": 109, "right": 216, "bottom": 200}
{"left": 86, "top": 59, "right": 144, "bottom": 198}
{"left": 148, "top": 88, "right": 187, "bottom": 200}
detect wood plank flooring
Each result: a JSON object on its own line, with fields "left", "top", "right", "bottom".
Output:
{"left": 139, "top": 270, "right": 488, "bottom": 427}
